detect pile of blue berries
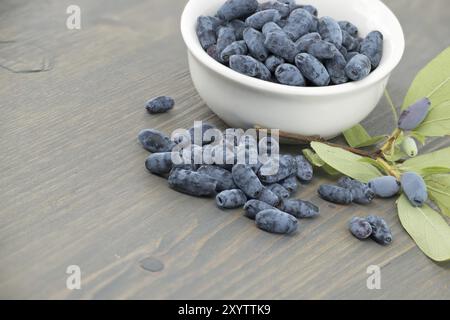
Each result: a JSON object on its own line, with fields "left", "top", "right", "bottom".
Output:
{"left": 139, "top": 123, "right": 319, "bottom": 235}
{"left": 196, "top": 0, "right": 383, "bottom": 86}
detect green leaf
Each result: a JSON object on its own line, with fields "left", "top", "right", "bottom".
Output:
{"left": 354, "top": 135, "right": 387, "bottom": 148}
{"left": 400, "top": 147, "right": 450, "bottom": 173}
{"left": 302, "top": 148, "right": 340, "bottom": 175}
{"left": 397, "top": 194, "right": 450, "bottom": 262}
{"left": 425, "top": 174, "right": 450, "bottom": 217}
{"left": 414, "top": 100, "right": 450, "bottom": 137}
{"left": 402, "top": 47, "right": 450, "bottom": 110}
{"left": 343, "top": 125, "right": 371, "bottom": 147}
{"left": 342, "top": 124, "right": 386, "bottom": 148}
{"left": 420, "top": 167, "right": 450, "bottom": 176}
{"left": 410, "top": 131, "right": 427, "bottom": 145}
{"left": 358, "top": 158, "right": 387, "bottom": 174}
{"left": 310, "top": 142, "right": 383, "bottom": 183}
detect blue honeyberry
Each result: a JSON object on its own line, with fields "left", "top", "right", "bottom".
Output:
{"left": 283, "top": 8, "right": 314, "bottom": 41}
{"left": 197, "top": 165, "right": 237, "bottom": 191}
{"left": 258, "top": 1, "right": 291, "bottom": 18}
{"left": 226, "top": 19, "right": 247, "bottom": 40}
{"left": 368, "top": 176, "right": 401, "bottom": 198}
{"left": 257, "top": 187, "right": 281, "bottom": 206}
{"left": 244, "top": 199, "right": 276, "bottom": 220}
{"left": 229, "top": 55, "right": 272, "bottom": 80}
{"left": 232, "top": 164, "right": 264, "bottom": 198}
{"left": 401, "top": 172, "right": 428, "bottom": 207}
{"left": 338, "top": 21, "right": 358, "bottom": 37}
{"left": 145, "top": 96, "right": 174, "bottom": 114}
{"left": 346, "top": 51, "right": 359, "bottom": 62}
{"left": 216, "top": 189, "right": 247, "bottom": 209}
{"left": 264, "top": 30, "right": 299, "bottom": 62}
{"left": 366, "top": 215, "right": 393, "bottom": 245}
{"left": 342, "top": 30, "right": 360, "bottom": 52}
{"left": 267, "top": 183, "right": 290, "bottom": 200}
{"left": 245, "top": 9, "right": 282, "bottom": 30}
{"left": 318, "top": 184, "right": 353, "bottom": 204}
{"left": 138, "top": 129, "right": 176, "bottom": 153}
{"left": 360, "top": 31, "right": 383, "bottom": 69}
{"left": 262, "top": 21, "right": 283, "bottom": 36}
{"left": 189, "top": 122, "right": 217, "bottom": 146}
{"left": 307, "top": 40, "right": 338, "bottom": 59}
{"left": 279, "top": 175, "right": 298, "bottom": 194}
{"left": 196, "top": 16, "right": 222, "bottom": 50}
{"left": 216, "top": 26, "right": 237, "bottom": 57}
{"left": 295, "top": 155, "right": 313, "bottom": 182}
{"left": 275, "top": 63, "right": 306, "bottom": 86}
{"left": 295, "top": 32, "right": 321, "bottom": 52}
{"left": 168, "top": 169, "right": 218, "bottom": 197}
{"left": 345, "top": 54, "right": 371, "bottom": 81}
{"left": 309, "top": 16, "right": 319, "bottom": 32}
{"left": 265, "top": 55, "right": 285, "bottom": 73}
{"left": 325, "top": 50, "right": 348, "bottom": 85}
{"left": 318, "top": 16, "right": 342, "bottom": 47}
{"left": 349, "top": 217, "right": 372, "bottom": 240}
{"left": 145, "top": 152, "right": 173, "bottom": 176}
{"left": 337, "top": 176, "right": 375, "bottom": 205}
{"left": 258, "top": 154, "right": 297, "bottom": 184}
{"left": 299, "top": 5, "right": 318, "bottom": 17}
{"left": 217, "top": 0, "right": 259, "bottom": 21}
{"left": 397, "top": 97, "right": 431, "bottom": 131}
{"left": 295, "top": 53, "right": 330, "bottom": 86}
{"left": 220, "top": 40, "right": 248, "bottom": 63}
{"left": 255, "top": 209, "right": 299, "bottom": 234}
{"left": 243, "top": 27, "right": 269, "bottom": 61}
{"left": 206, "top": 44, "right": 221, "bottom": 62}
{"left": 279, "top": 199, "right": 319, "bottom": 218}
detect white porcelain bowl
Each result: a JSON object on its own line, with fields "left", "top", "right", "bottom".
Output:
{"left": 181, "top": 0, "right": 404, "bottom": 138}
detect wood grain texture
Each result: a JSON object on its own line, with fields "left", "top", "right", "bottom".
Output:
{"left": 0, "top": 0, "right": 449, "bottom": 299}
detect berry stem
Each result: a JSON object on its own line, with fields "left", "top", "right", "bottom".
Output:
{"left": 375, "top": 157, "right": 400, "bottom": 179}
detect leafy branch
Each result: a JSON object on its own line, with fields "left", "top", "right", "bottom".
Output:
{"left": 263, "top": 47, "right": 450, "bottom": 262}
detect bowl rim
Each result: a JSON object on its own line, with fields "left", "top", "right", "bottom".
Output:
{"left": 180, "top": 0, "right": 405, "bottom": 96}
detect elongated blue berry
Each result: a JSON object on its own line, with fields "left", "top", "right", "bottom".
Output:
{"left": 197, "top": 165, "right": 237, "bottom": 191}
{"left": 280, "top": 175, "right": 298, "bottom": 194}
{"left": 138, "top": 129, "right": 175, "bottom": 153}
{"left": 338, "top": 21, "right": 358, "bottom": 37}
{"left": 265, "top": 55, "right": 285, "bottom": 72}
{"left": 295, "top": 32, "right": 321, "bottom": 52}
{"left": 368, "top": 176, "right": 401, "bottom": 198}
{"left": 264, "top": 30, "right": 299, "bottom": 62}
{"left": 145, "top": 96, "right": 174, "bottom": 114}
{"left": 267, "top": 183, "right": 290, "bottom": 199}
{"left": 258, "top": 1, "right": 290, "bottom": 18}
{"left": 349, "top": 217, "right": 372, "bottom": 240}
{"left": 275, "top": 63, "right": 305, "bottom": 86}
{"left": 318, "top": 184, "right": 353, "bottom": 204}
{"left": 232, "top": 164, "right": 264, "bottom": 198}
{"left": 216, "top": 26, "right": 237, "bottom": 56}
{"left": 295, "top": 53, "right": 330, "bottom": 86}
{"left": 244, "top": 199, "right": 276, "bottom": 219}
{"left": 318, "top": 16, "right": 342, "bottom": 47}
{"left": 337, "top": 177, "right": 374, "bottom": 205}
{"left": 258, "top": 155, "right": 297, "bottom": 183}
{"left": 216, "top": 189, "right": 247, "bottom": 209}
{"left": 401, "top": 172, "right": 428, "bottom": 207}
{"left": 345, "top": 54, "right": 371, "bottom": 81}
{"left": 168, "top": 169, "right": 217, "bottom": 197}
{"left": 145, "top": 152, "right": 173, "bottom": 175}
{"left": 325, "top": 50, "right": 348, "bottom": 85}
{"left": 245, "top": 9, "right": 281, "bottom": 30}
{"left": 196, "top": 16, "right": 222, "bottom": 50}
{"left": 229, "top": 55, "right": 271, "bottom": 80}
{"left": 295, "top": 155, "right": 313, "bottom": 182}
{"left": 360, "top": 31, "right": 383, "bottom": 69}
{"left": 220, "top": 40, "right": 248, "bottom": 63}
{"left": 243, "top": 27, "right": 269, "bottom": 61}
{"left": 307, "top": 40, "right": 337, "bottom": 59}
{"left": 217, "top": 0, "right": 259, "bottom": 21}
{"left": 226, "top": 19, "right": 247, "bottom": 40}
{"left": 283, "top": 8, "right": 313, "bottom": 40}
{"left": 257, "top": 187, "right": 281, "bottom": 206}
{"left": 366, "top": 215, "right": 392, "bottom": 245}
{"left": 398, "top": 98, "right": 430, "bottom": 131}
{"left": 255, "top": 209, "right": 298, "bottom": 234}
{"left": 279, "top": 199, "right": 319, "bottom": 218}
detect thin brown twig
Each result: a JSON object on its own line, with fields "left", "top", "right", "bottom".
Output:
{"left": 254, "top": 126, "right": 381, "bottom": 159}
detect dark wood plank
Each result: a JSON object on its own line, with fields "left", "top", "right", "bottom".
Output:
{"left": 0, "top": 0, "right": 449, "bottom": 299}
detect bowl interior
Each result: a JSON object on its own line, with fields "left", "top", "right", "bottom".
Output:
{"left": 181, "top": 0, "right": 405, "bottom": 95}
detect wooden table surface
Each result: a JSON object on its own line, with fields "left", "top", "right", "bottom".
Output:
{"left": 1, "top": 0, "right": 449, "bottom": 299}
